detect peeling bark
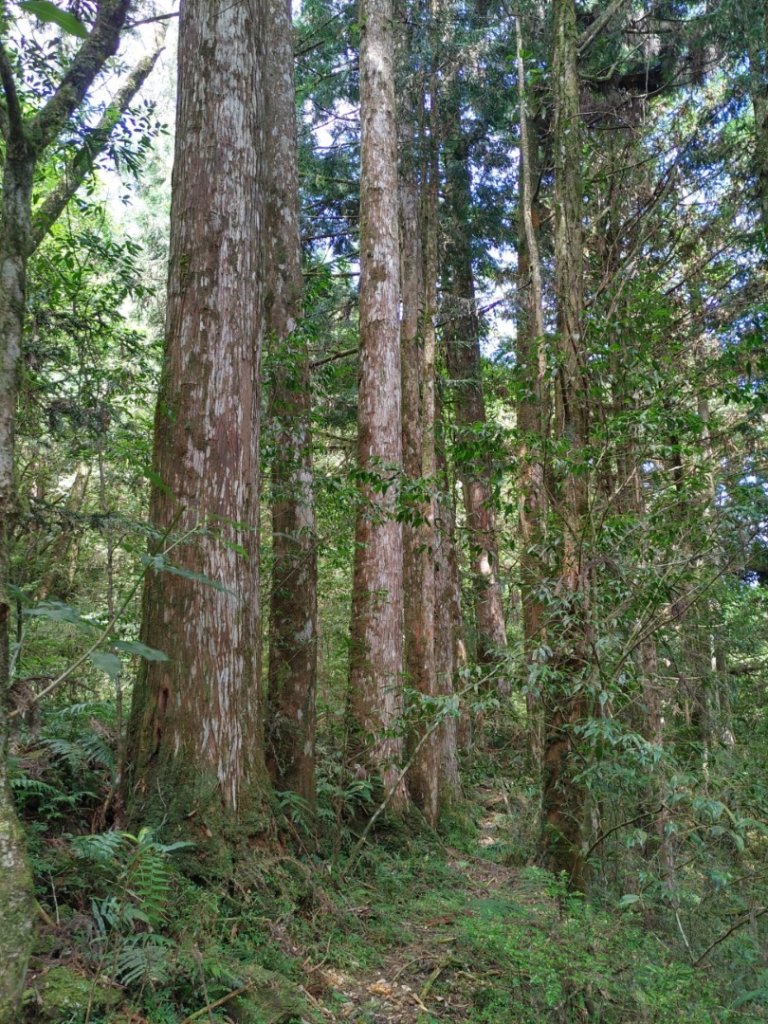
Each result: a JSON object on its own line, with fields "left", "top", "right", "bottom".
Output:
{"left": 265, "top": 0, "right": 318, "bottom": 810}
{"left": 349, "top": 0, "right": 409, "bottom": 809}
{"left": 127, "top": 0, "right": 268, "bottom": 835}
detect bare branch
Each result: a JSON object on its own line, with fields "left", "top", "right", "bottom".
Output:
{"left": 127, "top": 10, "right": 179, "bottom": 28}
{"left": 310, "top": 346, "right": 357, "bottom": 370}
{"left": 29, "top": 40, "right": 165, "bottom": 254}
{"left": 693, "top": 907, "right": 768, "bottom": 967}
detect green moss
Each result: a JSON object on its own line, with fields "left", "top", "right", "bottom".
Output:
{"left": 27, "top": 966, "right": 120, "bottom": 1023}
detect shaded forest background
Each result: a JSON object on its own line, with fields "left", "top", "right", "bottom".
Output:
{"left": 1, "top": 0, "right": 768, "bottom": 1021}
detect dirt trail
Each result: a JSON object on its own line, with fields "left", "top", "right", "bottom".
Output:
{"left": 303, "top": 789, "right": 527, "bottom": 1023}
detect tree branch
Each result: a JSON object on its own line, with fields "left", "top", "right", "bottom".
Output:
{"left": 693, "top": 907, "right": 768, "bottom": 967}
{"left": 127, "top": 10, "right": 179, "bottom": 28}
{"left": 0, "top": 39, "right": 24, "bottom": 143}
{"left": 28, "top": 0, "right": 132, "bottom": 155}
{"left": 584, "top": 807, "right": 664, "bottom": 862}
{"left": 310, "top": 346, "right": 357, "bottom": 370}
{"left": 29, "top": 40, "right": 165, "bottom": 254}
{"left": 577, "top": 0, "right": 633, "bottom": 56}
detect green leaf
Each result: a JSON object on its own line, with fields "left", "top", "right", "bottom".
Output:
{"left": 618, "top": 894, "right": 640, "bottom": 908}
{"left": 19, "top": 0, "right": 88, "bottom": 37}
{"left": 113, "top": 639, "right": 169, "bottom": 662}
{"left": 90, "top": 651, "right": 123, "bottom": 679}
{"left": 26, "top": 601, "right": 99, "bottom": 631}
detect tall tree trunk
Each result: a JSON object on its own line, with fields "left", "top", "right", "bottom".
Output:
{"left": 264, "top": 0, "right": 318, "bottom": 809}
{"left": 402, "top": 80, "right": 455, "bottom": 822}
{"left": 400, "top": 163, "right": 439, "bottom": 819}
{"left": 537, "top": 0, "right": 590, "bottom": 890}
{"left": 126, "top": 0, "right": 267, "bottom": 836}
{"left": 747, "top": 3, "right": 768, "bottom": 231}
{"left": 442, "top": 95, "right": 508, "bottom": 690}
{"left": 515, "top": 13, "right": 549, "bottom": 762}
{"left": 348, "top": 0, "right": 409, "bottom": 808}
{"left": 0, "top": 141, "right": 36, "bottom": 1024}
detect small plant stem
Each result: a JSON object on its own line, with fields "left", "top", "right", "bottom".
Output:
{"left": 583, "top": 806, "right": 664, "bottom": 861}
{"left": 179, "top": 982, "right": 254, "bottom": 1024}
{"left": 693, "top": 906, "right": 768, "bottom": 967}
{"left": 343, "top": 686, "right": 471, "bottom": 878}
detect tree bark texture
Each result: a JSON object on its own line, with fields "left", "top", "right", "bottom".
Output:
{"left": 399, "top": 170, "right": 438, "bottom": 819}
{"left": 348, "top": 0, "right": 408, "bottom": 807}
{"left": 0, "top": 138, "right": 35, "bottom": 1024}
{"left": 127, "top": 0, "right": 268, "bottom": 833}
{"left": 264, "top": 0, "right": 318, "bottom": 809}
{"left": 400, "top": 99, "right": 449, "bottom": 823}
{"left": 515, "top": 14, "right": 549, "bottom": 762}
{"left": 442, "top": 96, "right": 508, "bottom": 689}
{"left": 537, "top": 0, "right": 590, "bottom": 890}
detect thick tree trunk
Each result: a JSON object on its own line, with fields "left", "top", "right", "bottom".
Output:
{"left": 0, "top": 148, "right": 36, "bottom": 1024}
{"left": 537, "top": 0, "right": 590, "bottom": 890}
{"left": 349, "top": 0, "right": 409, "bottom": 808}
{"left": 127, "top": 0, "right": 268, "bottom": 835}
{"left": 442, "top": 96, "right": 507, "bottom": 689}
{"left": 264, "top": 0, "right": 318, "bottom": 809}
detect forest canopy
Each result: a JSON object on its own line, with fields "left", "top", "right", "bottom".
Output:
{"left": 0, "top": 0, "right": 767, "bottom": 1021}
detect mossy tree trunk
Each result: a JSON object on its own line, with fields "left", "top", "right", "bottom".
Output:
{"left": 537, "top": 0, "right": 591, "bottom": 891}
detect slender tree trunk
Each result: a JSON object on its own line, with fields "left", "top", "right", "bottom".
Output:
{"left": 399, "top": 163, "right": 440, "bottom": 819}
{"left": 348, "top": 0, "right": 409, "bottom": 808}
{"left": 0, "top": 144, "right": 36, "bottom": 1024}
{"left": 264, "top": 0, "right": 318, "bottom": 809}
{"left": 126, "top": 0, "right": 268, "bottom": 836}
{"left": 747, "top": 4, "right": 768, "bottom": 231}
{"left": 537, "top": 0, "right": 590, "bottom": 890}
{"left": 33, "top": 462, "right": 91, "bottom": 602}
{"left": 515, "top": 13, "right": 549, "bottom": 762}
{"left": 442, "top": 94, "right": 508, "bottom": 690}
{"left": 435, "top": 410, "right": 464, "bottom": 793}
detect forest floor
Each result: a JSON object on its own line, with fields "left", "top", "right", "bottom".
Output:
{"left": 259, "top": 764, "right": 760, "bottom": 1024}
{"left": 300, "top": 786, "right": 527, "bottom": 1023}
{"left": 21, "top": 740, "right": 764, "bottom": 1023}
